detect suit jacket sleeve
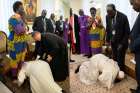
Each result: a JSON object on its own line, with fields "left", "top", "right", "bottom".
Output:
{"left": 56, "top": 21, "right": 61, "bottom": 33}
{"left": 46, "top": 19, "right": 54, "bottom": 33}
{"left": 46, "top": 19, "right": 49, "bottom": 32}
{"left": 130, "top": 35, "right": 140, "bottom": 52}
{"left": 45, "top": 18, "right": 49, "bottom": 32}
{"left": 120, "top": 16, "right": 130, "bottom": 45}
{"left": 106, "top": 16, "right": 111, "bottom": 43}
{"left": 32, "top": 17, "right": 37, "bottom": 31}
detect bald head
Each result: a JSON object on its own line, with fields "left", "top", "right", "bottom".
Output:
{"left": 32, "top": 31, "right": 41, "bottom": 41}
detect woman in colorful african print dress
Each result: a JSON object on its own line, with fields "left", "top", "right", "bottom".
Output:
{"left": 88, "top": 7, "right": 105, "bottom": 55}
{"left": 8, "top": 1, "right": 27, "bottom": 80}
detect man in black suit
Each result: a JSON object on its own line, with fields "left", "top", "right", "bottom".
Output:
{"left": 46, "top": 13, "right": 56, "bottom": 33}
{"left": 106, "top": 4, "right": 130, "bottom": 71}
{"left": 129, "top": 0, "right": 140, "bottom": 93}
{"left": 32, "top": 10, "right": 48, "bottom": 59}
{"left": 56, "top": 16, "right": 64, "bottom": 37}
{"left": 32, "top": 10, "right": 48, "bottom": 33}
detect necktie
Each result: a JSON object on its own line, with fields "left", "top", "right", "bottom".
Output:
{"left": 43, "top": 18, "right": 46, "bottom": 32}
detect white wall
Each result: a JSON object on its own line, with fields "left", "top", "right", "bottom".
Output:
{"left": 37, "top": 0, "right": 70, "bottom": 19}
{"left": 70, "top": 0, "right": 82, "bottom": 15}
{"left": 106, "top": 0, "right": 138, "bottom": 29}
{"left": 37, "top": 0, "right": 55, "bottom": 18}
{"left": 0, "top": 0, "right": 70, "bottom": 35}
{"left": 0, "top": 0, "right": 138, "bottom": 35}
{"left": 81, "top": 0, "right": 138, "bottom": 29}
{"left": 0, "top": 0, "right": 20, "bottom": 36}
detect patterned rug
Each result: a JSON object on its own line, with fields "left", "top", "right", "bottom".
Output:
{"left": 70, "top": 55, "right": 137, "bottom": 93}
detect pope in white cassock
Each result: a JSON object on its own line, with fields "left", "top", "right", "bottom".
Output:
{"left": 77, "top": 54, "right": 125, "bottom": 89}
{"left": 17, "top": 60, "right": 63, "bottom": 93}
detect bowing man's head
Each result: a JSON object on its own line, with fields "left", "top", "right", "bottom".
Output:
{"left": 32, "top": 31, "right": 41, "bottom": 41}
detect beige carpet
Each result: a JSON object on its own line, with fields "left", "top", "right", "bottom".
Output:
{"left": 70, "top": 55, "right": 137, "bottom": 93}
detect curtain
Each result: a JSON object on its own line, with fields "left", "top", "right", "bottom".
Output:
{"left": 0, "top": 0, "right": 21, "bottom": 36}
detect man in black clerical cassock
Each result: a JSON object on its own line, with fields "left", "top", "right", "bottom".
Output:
{"left": 32, "top": 31, "right": 69, "bottom": 82}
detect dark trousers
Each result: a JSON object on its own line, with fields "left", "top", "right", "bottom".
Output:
{"left": 135, "top": 54, "right": 140, "bottom": 93}
{"left": 75, "top": 36, "right": 80, "bottom": 54}
{"left": 111, "top": 43, "right": 127, "bottom": 71}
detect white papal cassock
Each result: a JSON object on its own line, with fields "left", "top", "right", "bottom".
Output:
{"left": 79, "top": 54, "right": 120, "bottom": 89}
{"left": 18, "top": 60, "right": 62, "bottom": 93}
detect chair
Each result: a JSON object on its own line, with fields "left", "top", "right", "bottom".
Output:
{"left": 0, "top": 31, "right": 7, "bottom": 59}
{"left": 0, "top": 31, "right": 10, "bottom": 78}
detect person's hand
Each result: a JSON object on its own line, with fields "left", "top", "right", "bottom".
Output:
{"left": 47, "top": 55, "right": 52, "bottom": 62}
{"left": 128, "top": 39, "right": 131, "bottom": 44}
{"left": 12, "top": 80, "right": 21, "bottom": 87}
{"left": 117, "top": 44, "right": 123, "bottom": 51}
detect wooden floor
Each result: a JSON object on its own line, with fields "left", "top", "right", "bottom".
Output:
{"left": 0, "top": 81, "right": 12, "bottom": 93}
{"left": 125, "top": 54, "right": 135, "bottom": 78}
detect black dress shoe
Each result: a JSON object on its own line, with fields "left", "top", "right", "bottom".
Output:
{"left": 130, "top": 89, "right": 140, "bottom": 93}
{"left": 114, "top": 79, "right": 122, "bottom": 83}
{"left": 75, "top": 65, "right": 81, "bottom": 74}
{"left": 62, "top": 90, "right": 66, "bottom": 93}
{"left": 130, "top": 88, "right": 136, "bottom": 93}
{"left": 87, "top": 55, "right": 92, "bottom": 58}
{"left": 83, "top": 55, "right": 89, "bottom": 57}
{"left": 70, "top": 59, "right": 75, "bottom": 62}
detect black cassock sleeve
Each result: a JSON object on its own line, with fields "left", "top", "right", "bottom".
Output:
{"left": 41, "top": 36, "right": 60, "bottom": 60}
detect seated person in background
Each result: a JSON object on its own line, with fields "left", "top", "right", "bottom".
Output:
{"left": 75, "top": 54, "right": 125, "bottom": 89}
{"left": 17, "top": 60, "right": 63, "bottom": 93}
